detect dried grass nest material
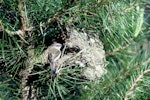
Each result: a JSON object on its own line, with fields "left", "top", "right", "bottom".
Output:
{"left": 36, "top": 27, "right": 107, "bottom": 80}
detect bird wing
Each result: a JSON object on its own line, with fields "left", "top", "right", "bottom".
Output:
{"left": 48, "top": 48, "right": 61, "bottom": 78}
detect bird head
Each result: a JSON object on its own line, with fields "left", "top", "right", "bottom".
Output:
{"left": 52, "top": 42, "right": 62, "bottom": 49}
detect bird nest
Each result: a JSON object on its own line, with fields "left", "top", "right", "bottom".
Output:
{"left": 32, "top": 26, "right": 107, "bottom": 80}
{"left": 61, "top": 27, "right": 107, "bottom": 80}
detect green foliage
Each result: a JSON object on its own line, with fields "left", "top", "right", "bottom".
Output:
{"left": 0, "top": 0, "right": 20, "bottom": 30}
{"left": 0, "top": 75, "right": 20, "bottom": 100}
{"left": 0, "top": 0, "right": 150, "bottom": 99}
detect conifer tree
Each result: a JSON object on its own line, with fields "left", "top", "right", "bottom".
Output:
{"left": 0, "top": 0, "right": 149, "bottom": 99}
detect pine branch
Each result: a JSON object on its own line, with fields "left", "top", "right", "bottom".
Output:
{"left": 124, "top": 68, "right": 150, "bottom": 100}
{"left": 0, "top": 0, "right": 149, "bottom": 99}
{"left": 106, "top": 38, "right": 134, "bottom": 57}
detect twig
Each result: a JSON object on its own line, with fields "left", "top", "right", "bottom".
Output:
{"left": 61, "top": 43, "right": 66, "bottom": 58}
{"left": 0, "top": 21, "right": 4, "bottom": 32}
{"left": 18, "top": 0, "right": 37, "bottom": 99}
{"left": 18, "top": 0, "right": 26, "bottom": 36}
{"left": 56, "top": 43, "right": 66, "bottom": 73}
{"left": 124, "top": 69, "right": 150, "bottom": 100}
{"left": 106, "top": 38, "right": 134, "bottom": 57}
{"left": 5, "top": 29, "right": 24, "bottom": 36}
{"left": 57, "top": 21, "right": 64, "bottom": 34}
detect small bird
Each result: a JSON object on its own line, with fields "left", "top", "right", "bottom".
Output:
{"left": 48, "top": 42, "right": 62, "bottom": 78}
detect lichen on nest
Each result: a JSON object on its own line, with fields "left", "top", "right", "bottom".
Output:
{"left": 61, "top": 27, "right": 107, "bottom": 80}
